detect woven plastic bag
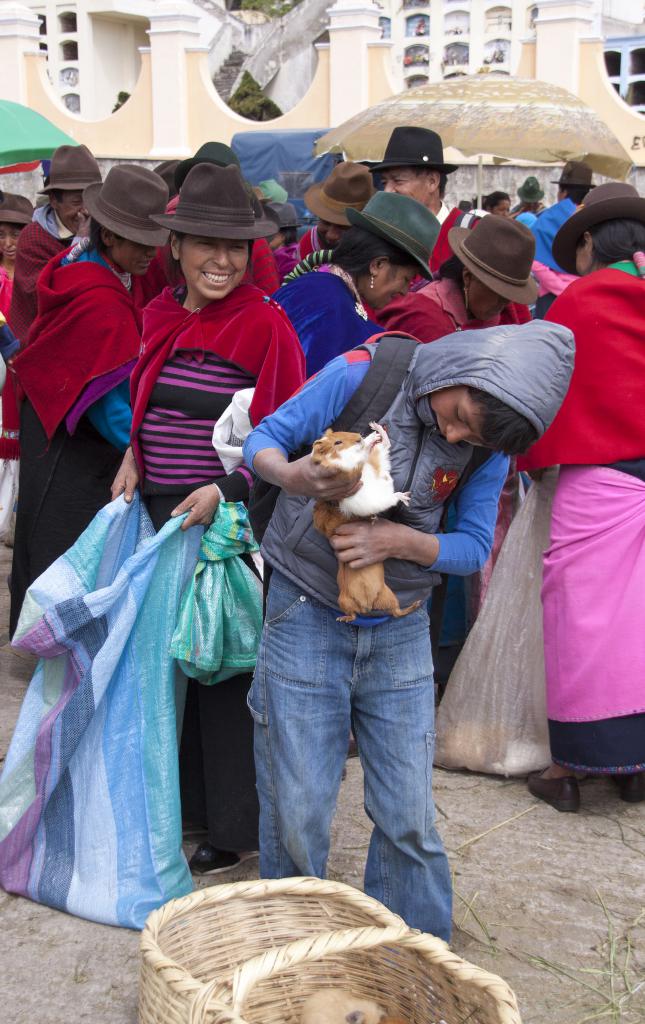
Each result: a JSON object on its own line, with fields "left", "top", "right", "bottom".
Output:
{"left": 170, "top": 501, "right": 262, "bottom": 685}
{"left": 434, "top": 469, "right": 558, "bottom": 777}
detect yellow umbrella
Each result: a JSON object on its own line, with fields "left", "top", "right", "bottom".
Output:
{"left": 314, "top": 75, "right": 633, "bottom": 181}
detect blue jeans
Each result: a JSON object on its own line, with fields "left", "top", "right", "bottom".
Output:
{"left": 248, "top": 571, "right": 452, "bottom": 940}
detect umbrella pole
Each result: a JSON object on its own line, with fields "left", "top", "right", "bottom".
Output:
{"left": 476, "top": 154, "right": 483, "bottom": 209}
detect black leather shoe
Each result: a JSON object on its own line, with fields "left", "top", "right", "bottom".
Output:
{"left": 613, "top": 772, "right": 645, "bottom": 804}
{"left": 528, "top": 770, "right": 580, "bottom": 812}
{"left": 188, "top": 843, "right": 241, "bottom": 876}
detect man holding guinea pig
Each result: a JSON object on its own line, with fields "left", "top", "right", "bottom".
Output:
{"left": 243, "top": 321, "right": 574, "bottom": 940}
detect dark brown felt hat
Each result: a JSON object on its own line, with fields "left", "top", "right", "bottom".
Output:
{"left": 552, "top": 182, "right": 645, "bottom": 274}
{"left": 551, "top": 160, "right": 593, "bottom": 187}
{"left": 304, "top": 162, "right": 375, "bottom": 226}
{"left": 39, "top": 144, "right": 102, "bottom": 193}
{"left": 153, "top": 163, "right": 276, "bottom": 239}
{"left": 0, "top": 192, "right": 34, "bottom": 225}
{"left": 84, "top": 165, "right": 170, "bottom": 247}
{"left": 448, "top": 215, "right": 538, "bottom": 304}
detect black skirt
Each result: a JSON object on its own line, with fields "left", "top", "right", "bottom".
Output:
{"left": 146, "top": 493, "right": 259, "bottom": 852}
{"left": 10, "top": 399, "right": 122, "bottom": 636}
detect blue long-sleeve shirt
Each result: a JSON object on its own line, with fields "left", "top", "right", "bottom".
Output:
{"left": 86, "top": 378, "right": 131, "bottom": 452}
{"left": 244, "top": 352, "right": 508, "bottom": 576}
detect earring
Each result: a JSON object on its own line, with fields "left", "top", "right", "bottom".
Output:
{"left": 370, "top": 275, "right": 375, "bottom": 289}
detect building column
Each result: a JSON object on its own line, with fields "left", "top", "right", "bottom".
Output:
{"left": 147, "top": 0, "right": 201, "bottom": 157}
{"left": 0, "top": 2, "right": 40, "bottom": 103}
{"left": 533, "top": 0, "right": 601, "bottom": 94}
{"left": 327, "top": 0, "right": 383, "bottom": 125}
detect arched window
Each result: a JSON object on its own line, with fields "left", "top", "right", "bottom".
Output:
{"left": 444, "top": 10, "right": 470, "bottom": 36}
{"left": 630, "top": 47, "right": 645, "bottom": 76}
{"left": 405, "top": 14, "right": 429, "bottom": 37}
{"left": 378, "top": 16, "right": 391, "bottom": 39}
{"left": 484, "top": 6, "right": 512, "bottom": 33}
{"left": 407, "top": 74, "right": 429, "bottom": 89}
{"left": 403, "top": 44, "right": 430, "bottom": 68}
{"left": 58, "top": 12, "right": 77, "bottom": 33}
{"left": 484, "top": 38, "right": 510, "bottom": 64}
{"left": 60, "top": 40, "right": 78, "bottom": 61}
{"left": 59, "top": 67, "right": 79, "bottom": 88}
{"left": 63, "top": 93, "right": 80, "bottom": 113}
{"left": 443, "top": 42, "right": 469, "bottom": 67}
{"left": 604, "top": 50, "right": 621, "bottom": 78}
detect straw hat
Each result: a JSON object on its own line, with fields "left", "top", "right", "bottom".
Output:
{"left": 153, "top": 163, "right": 276, "bottom": 239}
{"left": 304, "top": 162, "right": 375, "bottom": 226}
{"left": 346, "top": 191, "right": 440, "bottom": 278}
{"left": 83, "top": 165, "right": 170, "bottom": 247}
{"left": 552, "top": 182, "right": 645, "bottom": 274}
{"left": 448, "top": 216, "right": 538, "bottom": 304}
{"left": 39, "top": 144, "right": 101, "bottom": 194}
{"left": 0, "top": 192, "right": 34, "bottom": 225}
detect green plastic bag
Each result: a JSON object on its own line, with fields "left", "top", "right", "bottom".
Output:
{"left": 170, "top": 502, "right": 262, "bottom": 685}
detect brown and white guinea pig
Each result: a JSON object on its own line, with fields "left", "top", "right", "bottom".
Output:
{"left": 311, "top": 422, "right": 410, "bottom": 520}
{"left": 300, "top": 988, "right": 387, "bottom": 1024}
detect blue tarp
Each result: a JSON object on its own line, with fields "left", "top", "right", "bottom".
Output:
{"left": 231, "top": 129, "right": 340, "bottom": 227}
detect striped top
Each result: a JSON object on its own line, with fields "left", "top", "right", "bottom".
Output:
{"left": 140, "top": 350, "right": 255, "bottom": 499}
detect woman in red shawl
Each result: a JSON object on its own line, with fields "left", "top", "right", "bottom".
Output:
{"left": 112, "top": 163, "right": 305, "bottom": 876}
{"left": 520, "top": 183, "right": 645, "bottom": 812}
{"left": 9, "top": 165, "right": 169, "bottom": 636}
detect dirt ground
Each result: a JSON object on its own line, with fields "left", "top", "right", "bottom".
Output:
{"left": 1, "top": 542, "right": 644, "bottom": 1024}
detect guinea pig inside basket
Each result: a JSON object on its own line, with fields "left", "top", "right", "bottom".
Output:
{"left": 299, "top": 989, "right": 415, "bottom": 1024}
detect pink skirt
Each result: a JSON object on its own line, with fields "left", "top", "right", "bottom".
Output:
{"left": 542, "top": 465, "right": 645, "bottom": 724}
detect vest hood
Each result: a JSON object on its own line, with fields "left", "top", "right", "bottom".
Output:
{"left": 410, "top": 320, "right": 575, "bottom": 436}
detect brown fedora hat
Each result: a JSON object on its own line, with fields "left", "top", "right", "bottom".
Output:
{"left": 84, "top": 165, "right": 170, "bottom": 247}
{"left": 39, "top": 144, "right": 102, "bottom": 194}
{"left": 448, "top": 216, "right": 538, "bottom": 305}
{"left": 551, "top": 160, "right": 592, "bottom": 187}
{"left": 0, "top": 192, "right": 34, "bottom": 225}
{"left": 153, "top": 163, "right": 276, "bottom": 239}
{"left": 304, "top": 162, "right": 375, "bottom": 226}
{"left": 552, "top": 182, "right": 645, "bottom": 274}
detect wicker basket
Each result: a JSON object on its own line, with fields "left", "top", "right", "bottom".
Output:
{"left": 139, "top": 877, "right": 521, "bottom": 1024}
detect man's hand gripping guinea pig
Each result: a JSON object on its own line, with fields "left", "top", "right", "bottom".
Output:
{"left": 310, "top": 423, "right": 421, "bottom": 622}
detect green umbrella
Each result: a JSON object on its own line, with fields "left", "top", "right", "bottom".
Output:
{"left": 0, "top": 100, "right": 77, "bottom": 169}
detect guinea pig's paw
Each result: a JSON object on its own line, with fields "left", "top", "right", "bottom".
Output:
{"left": 394, "top": 491, "right": 411, "bottom": 506}
{"left": 368, "top": 422, "right": 390, "bottom": 447}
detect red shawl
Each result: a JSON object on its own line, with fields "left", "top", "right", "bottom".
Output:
{"left": 13, "top": 251, "right": 143, "bottom": 439}
{"left": 130, "top": 283, "right": 305, "bottom": 473}
{"left": 377, "top": 276, "right": 529, "bottom": 341}
{"left": 9, "top": 222, "right": 67, "bottom": 344}
{"left": 518, "top": 270, "right": 645, "bottom": 471}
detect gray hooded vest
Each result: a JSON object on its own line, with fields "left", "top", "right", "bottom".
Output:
{"left": 261, "top": 321, "right": 574, "bottom": 611}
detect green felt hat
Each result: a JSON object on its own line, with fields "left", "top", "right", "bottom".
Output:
{"left": 256, "top": 178, "right": 288, "bottom": 204}
{"left": 517, "top": 175, "right": 544, "bottom": 202}
{"left": 346, "top": 191, "right": 440, "bottom": 278}
{"left": 175, "top": 142, "right": 240, "bottom": 192}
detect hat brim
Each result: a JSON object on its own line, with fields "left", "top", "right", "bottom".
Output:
{"left": 0, "top": 211, "right": 32, "bottom": 226}
{"left": 370, "top": 158, "right": 459, "bottom": 175}
{"left": 39, "top": 178, "right": 101, "bottom": 195}
{"left": 151, "top": 211, "right": 276, "bottom": 240}
{"left": 552, "top": 195, "right": 645, "bottom": 275}
{"left": 517, "top": 190, "right": 544, "bottom": 202}
{"left": 84, "top": 183, "right": 170, "bottom": 247}
{"left": 303, "top": 181, "right": 352, "bottom": 226}
{"left": 346, "top": 206, "right": 437, "bottom": 279}
{"left": 448, "top": 226, "right": 539, "bottom": 305}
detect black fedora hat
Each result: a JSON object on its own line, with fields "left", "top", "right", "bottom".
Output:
{"left": 552, "top": 182, "right": 645, "bottom": 274}
{"left": 153, "top": 164, "right": 276, "bottom": 239}
{"left": 346, "top": 191, "right": 440, "bottom": 278}
{"left": 84, "top": 165, "right": 169, "bottom": 247}
{"left": 370, "top": 127, "right": 458, "bottom": 175}
{"left": 175, "top": 142, "right": 240, "bottom": 192}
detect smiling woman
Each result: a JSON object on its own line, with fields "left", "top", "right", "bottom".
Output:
{"left": 111, "top": 161, "right": 305, "bottom": 877}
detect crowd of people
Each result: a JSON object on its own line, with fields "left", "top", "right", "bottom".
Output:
{"left": 0, "top": 126, "right": 643, "bottom": 941}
